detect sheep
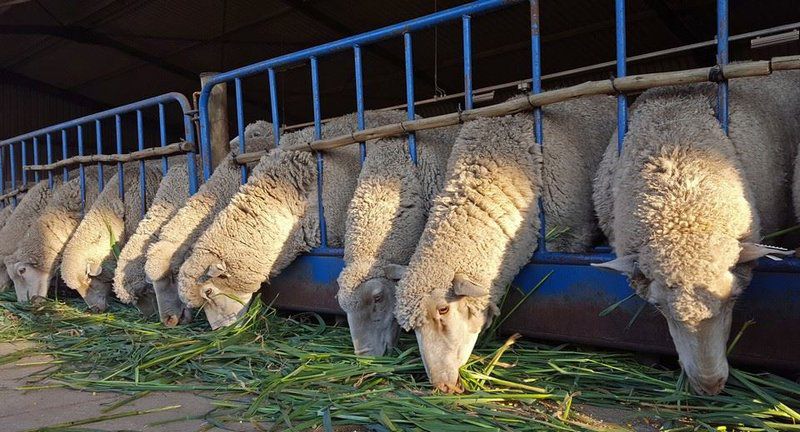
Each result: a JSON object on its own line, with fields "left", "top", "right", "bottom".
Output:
{"left": 592, "top": 71, "right": 800, "bottom": 395}
{"left": 112, "top": 158, "right": 200, "bottom": 316}
{"left": 6, "top": 170, "right": 109, "bottom": 302}
{"left": 177, "top": 111, "right": 406, "bottom": 329}
{"left": 0, "top": 204, "right": 14, "bottom": 231}
{"left": 0, "top": 180, "right": 56, "bottom": 291}
{"left": 336, "top": 125, "right": 459, "bottom": 357}
{"left": 144, "top": 121, "right": 273, "bottom": 326}
{"left": 61, "top": 161, "right": 164, "bottom": 312}
{"left": 392, "top": 96, "right": 617, "bottom": 392}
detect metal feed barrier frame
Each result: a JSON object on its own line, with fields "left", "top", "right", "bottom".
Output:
{"left": 0, "top": 93, "right": 199, "bottom": 213}
{"left": 196, "top": 0, "right": 800, "bottom": 370}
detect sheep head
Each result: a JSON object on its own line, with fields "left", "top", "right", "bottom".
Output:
{"left": 7, "top": 259, "right": 50, "bottom": 302}
{"left": 149, "top": 273, "right": 192, "bottom": 327}
{"left": 179, "top": 260, "right": 252, "bottom": 329}
{"left": 340, "top": 264, "right": 404, "bottom": 357}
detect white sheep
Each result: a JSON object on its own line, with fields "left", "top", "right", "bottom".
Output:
{"left": 112, "top": 158, "right": 200, "bottom": 316}
{"left": 0, "top": 180, "right": 55, "bottom": 291}
{"left": 393, "top": 96, "right": 616, "bottom": 392}
{"left": 144, "top": 121, "right": 273, "bottom": 326}
{"left": 336, "top": 125, "right": 458, "bottom": 356}
{"left": 592, "top": 71, "right": 800, "bottom": 395}
{"left": 6, "top": 169, "right": 109, "bottom": 302}
{"left": 61, "top": 162, "right": 164, "bottom": 312}
{"left": 0, "top": 205, "right": 14, "bottom": 231}
{"left": 177, "top": 111, "right": 406, "bottom": 329}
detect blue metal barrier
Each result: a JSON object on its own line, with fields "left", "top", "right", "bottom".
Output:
{"left": 0, "top": 93, "right": 199, "bottom": 210}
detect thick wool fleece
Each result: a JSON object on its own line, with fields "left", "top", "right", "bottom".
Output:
{"left": 394, "top": 96, "right": 617, "bottom": 330}
{"left": 61, "top": 162, "right": 164, "bottom": 295}
{"left": 594, "top": 72, "right": 800, "bottom": 317}
{"left": 336, "top": 125, "right": 458, "bottom": 313}
{"left": 113, "top": 157, "right": 200, "bottom": 304}
{"left": 5, "top": 170, "right": 108, "bottom": 288}
{"left": 0, "top": 205, "right": 14, "bottom": 230}
{"left": 144, "top": 121, "right": 274, "bottom": 284}
{"left": 178, "top": 111, "right": 406, "bottom": 308}
{"left": 0, "top": 180, "right": 56, "bottom": 287}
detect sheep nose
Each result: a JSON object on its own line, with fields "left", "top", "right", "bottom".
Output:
{"left": 354, "top": 347, "right": 373, "bottom": 356}
{"left": 433, "top": 382, "right": 464, "bottom": 394}
{"left": 163, "top": 314, "right": 179, "bottom": 327}
{"left": 699, "top": 376, "right": 727, "bottom": 395}
{"left": 89, "top": 305, "right": 103, "bottom": 314}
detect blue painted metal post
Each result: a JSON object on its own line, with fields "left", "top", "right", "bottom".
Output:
{"left": 136, "top": 110, "right": 146, "bottom": 217}
{"left": 95, "top": 120, "right": 104, "bottom": 186}
{"left": 531, "top": 0, "right": 546, "bottom": 252}
{"left": 310, "top": 56, "right": 328, "bottom": 248}
{"left": 9, "top": 143, "right": 16, "bottom": 206}
{"left": 61, "top": 130, "right": 68, "bottom": 182}
{"left": 20, "top": 140, "right": 27, "bottom": 186}
{"left": 115, "top": 115, "right": 125, "bottom": 200}
{"left": 615, "top": 0, "right": 628, "bottom": 153}
{"left": 158, "top": 103, "right": 169, "bottom": 175}
{"left": 404, "top": 33, "right": 418, "bottom": 165}
{"left": 268, "top": 68, "right": 281, "bottom": 148}
{"left": 353, "top": 45, "right": 366, "bottom": 163}
{"left": 716, "top": 0, "right": 729, "bottom": 134}
{"left": 235, "top": 78, "right": 248, "bottom": 184}
{"left": 77, "top": 125, "right": 86, "bottom": 209}
{"left": 32, "top": 137, "right": 40, "bottom": 183}
{"left": 462, "top": 15, "right": 473, "bottom": 110}
{"left": 46, "top": 134, "right": 53, "bottom": 188}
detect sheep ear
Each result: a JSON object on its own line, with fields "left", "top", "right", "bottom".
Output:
{"left": 86, "top": 262, "right": 103, "bottom": 277}
{"left": 384, "top": 264, "right": 407, "bottom": 281}
{"left": 739, "top": 242, "right": 794, "bottom": 263}
{"left": 591, "top": 255, "right": 638, "bottom": 274}
{"left": 205, "top": 262, "right": 228, "bottom": 279}
{"left": 453, "top": 274, "right": 489, "bottom": 298}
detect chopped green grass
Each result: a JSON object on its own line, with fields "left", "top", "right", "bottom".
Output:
{"left": 1, "top": 291, "right": 799, "bottom": 431}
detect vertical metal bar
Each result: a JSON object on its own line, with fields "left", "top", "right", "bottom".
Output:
{"left": 353, "top": 45, "right": 367, "bottom": 163}
{"left": 46, "top": 134, "right": 53, "bottom": 188}
{"left": 404, "top": 32, "right": 418, "bottom": 165}
{"left": 462, "top": 15, "right": 474, "bottom": 110}
{"left": 115, "top": 115, "right": 125, "bottom": 200}
{"left": 235, "top": 78, "right": 248, "bottom": 184}
{"left": 9, "top": 142, "right": 16, "bottom": 206}
{"left": 61, "top": 130, "right": 68, "bottom": 182}
{"left": 20, "top": 140, "right": 27, "bottom": 186}
{"left": 615, "top": 0, "right": 628, "bottom": 153}
{"left": 32, "top": 137, "right": 40, "bottom": 183}
{"left": 137, "top": 110, "right": 146, "bottom": 217}
{"left": 268, "top": 69, "right": 281, "bottom": 147}
{"left": 716, "top": 0, "right": 729, "bottom": 134}
{"left": 158, "top": 103, "right": 169, "bottom": 175}
{"left": 78, "top": 125, "right": 86, "bottom": 210}
{"left": 95, "top": 120, "right": 104, "bottom": 186}
{"left": 310, "top": 56, "right": 328, "bottom": 248}
{"left": 531, "top": 0, "right": 546, "bottom": 252}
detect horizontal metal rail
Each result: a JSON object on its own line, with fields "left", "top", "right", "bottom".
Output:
{"left": 24, "top": 140, "right": 195, "bottom": 171}
{"left": 229, "top": 55, "right": 797, "bottom": 163}
{"left": 0, "top": 185, "right": 28, "bottom": 202}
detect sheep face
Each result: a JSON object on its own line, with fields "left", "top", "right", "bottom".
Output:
{"left": 199, "top": 282, "right": 252, "bottom": 330}
{"left": 73, "top": 261, "right": 113, "bottom": 313}
{"left": 594, "top": 242, "right": 787, "bottom": 395}
{"left": 345, "top": 275, "right": 400, "bottom": 357}
{"left": 152, "top": 276, "right": 192, "bottom": 327}
{"left": 134, "top": 289, "right": 158, "bottom": 318}
{"left": 8, "top": 261, "right": 49, "bottom": 302}
{"left": 413, "top": 274, "right": 497, "bottom": 393}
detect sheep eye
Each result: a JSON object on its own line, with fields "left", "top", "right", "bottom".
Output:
{"left": 437, "top": 305, "right": 450, "bottom": 315}
{"left": 18, "top": 267, "right": 26, "bottom": 275}
{"left": 204, "top": 288, "right": 214, "bottom": 298}
{"left": 373, "top": 294, "right": 383, "bottom": 303}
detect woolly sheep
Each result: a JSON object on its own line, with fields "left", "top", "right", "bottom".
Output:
{"left": 0, "top": 180, "right": 55, "bottom": 291}
{"left": 112, "top": 158, "right": 200, "bottom": 317}
{"left": 0, "top": 204, "right": 14, "bottom": 231}
{"left": 145, "top": 121, "right": 273, "bottom": 326}
{"left": 177, "top": 111, "right": 406, "bottom": 329}
{"left": 392, "top": 96, "right": 616, "bottom": 392}
{"left": 6, "top": 170, "right": 109, "bottom": 302}
{"left": 61, "top": 162, "right": 164, "bottom": 312}
{"left": 592, "top": 72, "right": 800, "bottom": 395}
{"left": 336, "top": 125, "right": 458, "bottom": 356}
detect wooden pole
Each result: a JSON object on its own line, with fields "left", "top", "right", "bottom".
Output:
{"left": 25, "top": 140, "right": 195, "bottom": 171}
{"left": 200, "top": 72, "right": 229, "bottom": 169}
{"left": 0, "top": 185, "right": 28, "bottom": 201}
{"left": 229, "top": 56, "right": 793, "bottom": 164}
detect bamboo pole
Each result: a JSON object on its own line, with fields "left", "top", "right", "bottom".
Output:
{"left": 24, "top": 140, "right": 195, "bottom": 172}
{"left": 0, "top": 185, "right": 28, "bottom": 201}
{"left": 230, "top": 56, "right": 793, "bottom": 164}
